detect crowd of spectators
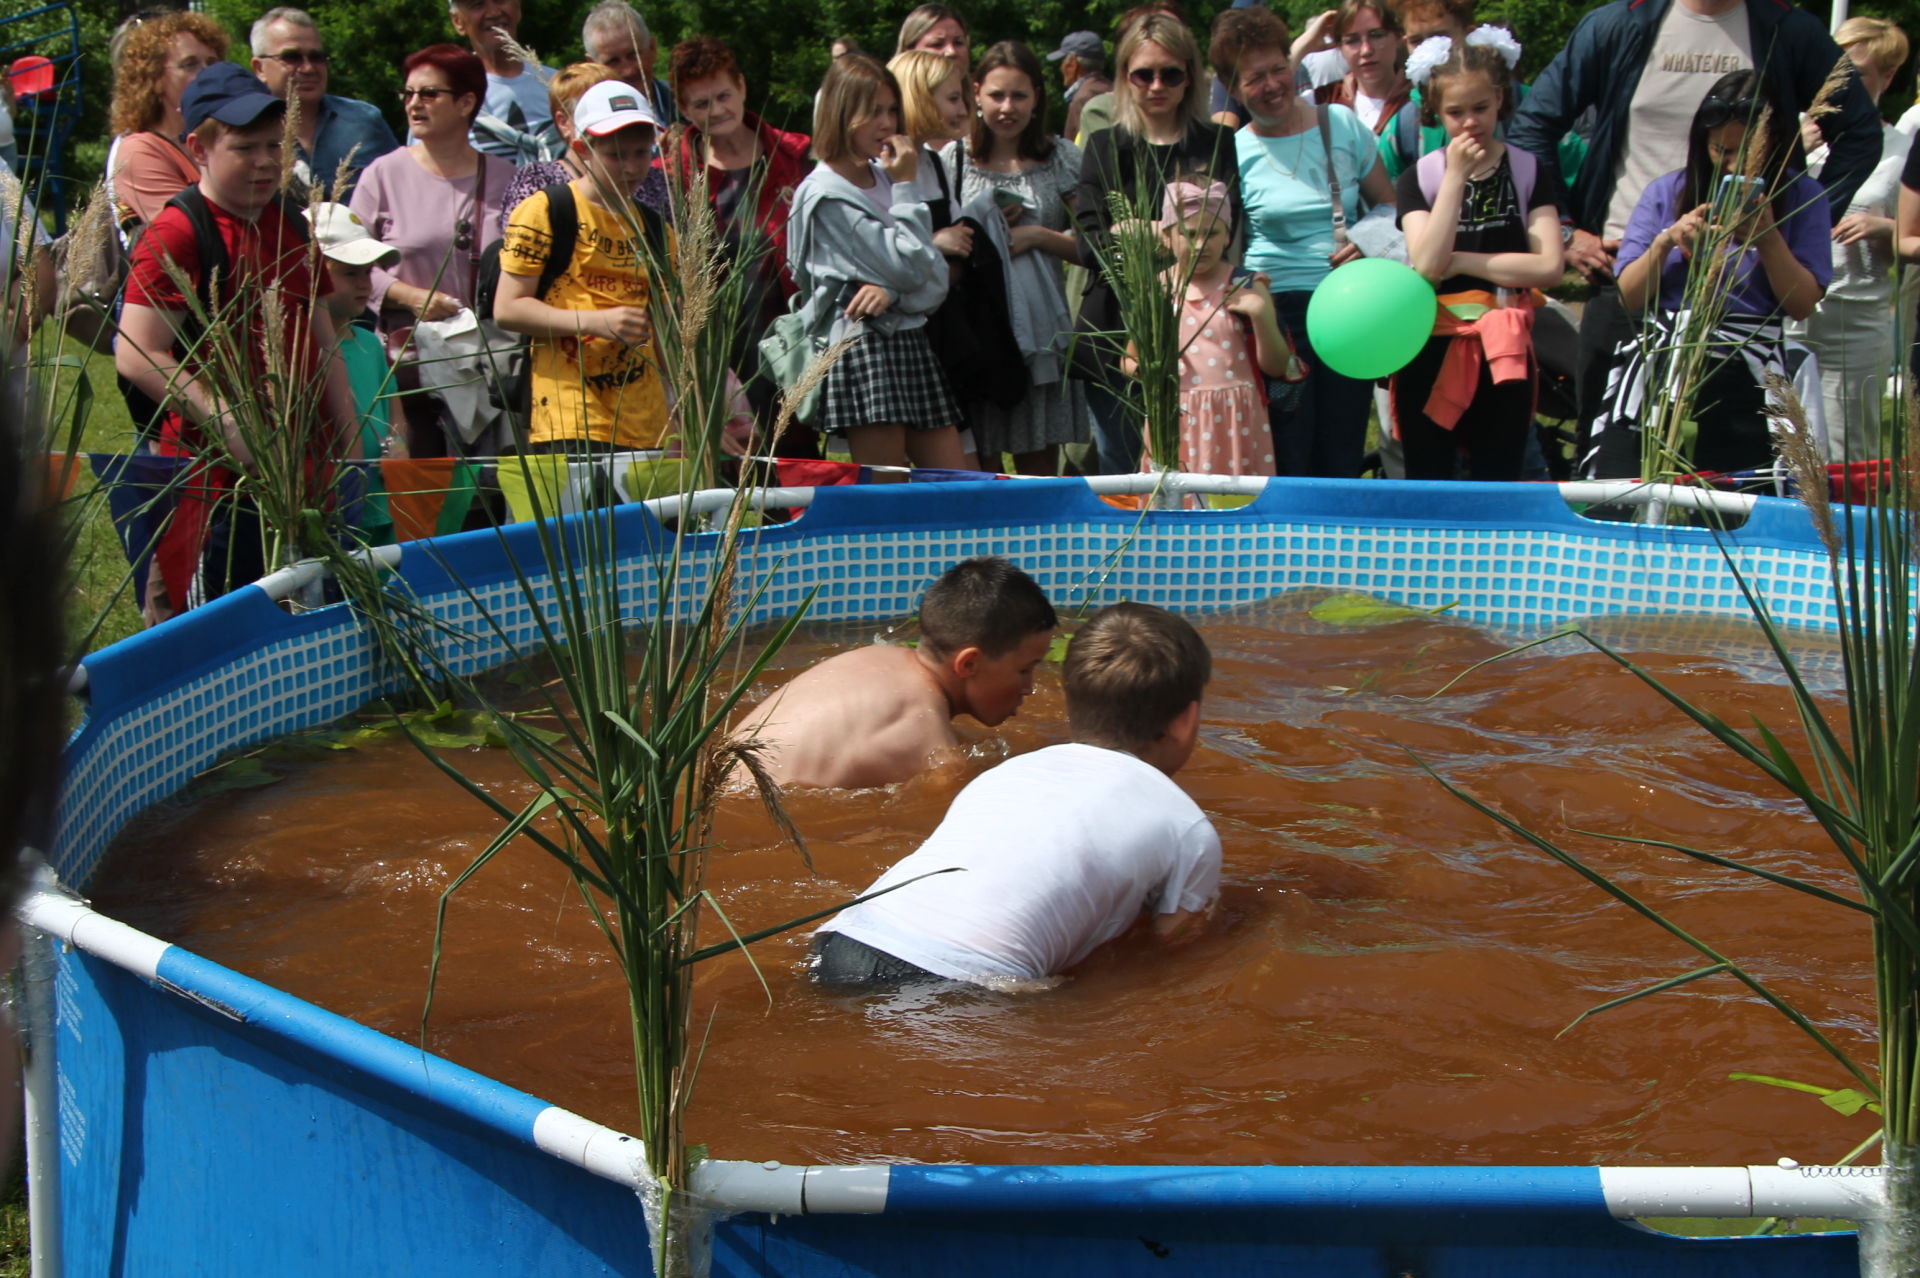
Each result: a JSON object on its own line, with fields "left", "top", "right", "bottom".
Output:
{"left": 11, "top": 0, "right": 1920, "bottom": 607}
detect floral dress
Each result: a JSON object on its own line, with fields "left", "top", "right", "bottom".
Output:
{"left": 1148, "top": 273, "right": 1274, "bottom": 476}
{"left": 942, "top": 138, "right": 1090, "bottom": 458}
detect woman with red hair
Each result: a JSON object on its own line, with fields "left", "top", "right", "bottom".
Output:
{"left": 349, "top": 44, "right": 515, "bottom": 454}
{"left": 666, "top": 35, "right": 815, "bottom": 452}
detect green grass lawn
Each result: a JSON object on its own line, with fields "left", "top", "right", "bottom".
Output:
{"left": 40, "top": 327, "right": 148, "bottom": 654}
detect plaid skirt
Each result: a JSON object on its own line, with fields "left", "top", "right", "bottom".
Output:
{"left": 814, "top": 324, "right": 961, "bottom": 434}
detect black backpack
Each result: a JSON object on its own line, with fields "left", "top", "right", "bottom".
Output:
{"left": 162, "top": 185, "right": 311, "bottom": 353}
{"left": 475, "top": 181, "right": 579, "bottom": 319}
{"left": 466, "top": 181, "right": 668, "bottom": 436}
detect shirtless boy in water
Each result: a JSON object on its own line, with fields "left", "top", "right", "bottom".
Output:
{"left": 733, "top": 558, "right": 1058, "bottom": 789}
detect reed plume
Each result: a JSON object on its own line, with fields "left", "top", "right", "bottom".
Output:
{"left": 1764, "top": 373, "right": 1839, "bottom": 559}
{"left": 1805, "top": 53, "right": 1856, "bottom": 122}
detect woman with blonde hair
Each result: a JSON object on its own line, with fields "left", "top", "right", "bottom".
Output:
{"left": 887, "top": 48, "right": 975, "bottom": 255}
{"left": 1794, "top": 15, "right": 1909, "bottom": 460}
{"left": 107, "top": 12, "right": 231, "bottom": 227}
{"left": 495, "top": 61, "right": 669, "bottom": 229}
{"left": 1071, "top": 12, "right": 1235, "bottom": 472}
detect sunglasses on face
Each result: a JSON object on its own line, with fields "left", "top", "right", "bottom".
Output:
{"left": 1128, "top": 65, "right": 1188, "bottom": 88}
{"left": 398, "top": 87, "right": 455, "bottom": 103}
{"left": 265, "top": 50, "right": 329, "bottom": 67}
{"left": 1698, "top": 94, "right": 1758, "bottom": 129}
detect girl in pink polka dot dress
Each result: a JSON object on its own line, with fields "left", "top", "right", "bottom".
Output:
{"left": 1149, "top": 178, "right": 1304, "bottom": 476}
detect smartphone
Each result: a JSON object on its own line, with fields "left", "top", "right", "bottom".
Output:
{"left": 991, "top": 187, "right": 1032, "bottom": 213}
{"left": 1711, "top": 173, "right": 1766, "bottom": 223}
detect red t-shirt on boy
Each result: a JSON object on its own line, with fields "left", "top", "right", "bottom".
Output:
{"left": 124, "top": 192, "right": 328, "bottom": 456}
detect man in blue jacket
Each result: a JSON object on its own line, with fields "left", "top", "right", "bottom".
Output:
{"left": 1505, "top": 0, "right": 1880, "bottom": 455}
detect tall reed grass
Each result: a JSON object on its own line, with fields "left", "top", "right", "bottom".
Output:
{"left": 410, "top": 79, "right": 856, "bottom": 1273}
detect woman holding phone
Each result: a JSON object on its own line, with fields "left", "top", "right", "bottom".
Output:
{"left": 1592, "top": 70, "right": 1829, "bottom": 480}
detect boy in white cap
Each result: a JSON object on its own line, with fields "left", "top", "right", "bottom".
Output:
{"left": 494, "top": 79, "right": 672, "bottom": 454}
{"left": 308, "top": 202, "right": 404, "bottom": 542}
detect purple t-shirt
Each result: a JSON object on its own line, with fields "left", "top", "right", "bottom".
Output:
{"left": 1617, "top": 169, "right": 1833, "bottom": 316}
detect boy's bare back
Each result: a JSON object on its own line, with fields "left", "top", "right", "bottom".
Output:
{"left": 734, "top": 646, "right": 959, "bottom": 789}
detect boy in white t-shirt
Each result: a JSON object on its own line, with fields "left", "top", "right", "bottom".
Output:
{"left": 813, "top": 602, "right": 1221, "bottom": 990}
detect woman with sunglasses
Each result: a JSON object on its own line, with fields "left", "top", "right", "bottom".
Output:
{"left": 1590, "top": 70, "right": 1828, "bottom": 480}
{"left": 350, "top": 44, "right": 515, "bottom": 454}
{"left": 1072, "top": 12, "right": 1238, "bottom": 473}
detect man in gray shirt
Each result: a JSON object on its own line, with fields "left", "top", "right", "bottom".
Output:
{"left": 447, "top": 0, "right": 563, "bottom": 163}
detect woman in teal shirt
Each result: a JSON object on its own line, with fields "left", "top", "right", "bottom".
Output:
{"left": 1216, "top": 7, "right": 1396, "bottom": 478}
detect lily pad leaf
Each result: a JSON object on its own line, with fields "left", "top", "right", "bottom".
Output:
{"left": 1820, "top": 1089, "right": 1881, "bottom": 1117}
{"left": 1308, "top": 593, "right": 1432, "bottom": 627}
{"left": 195, "top": 756, "right": 280, "bottom": 794}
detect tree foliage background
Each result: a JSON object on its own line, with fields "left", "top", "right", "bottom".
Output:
{"left": 19, "top": 0, "right": 1920, "bottom": 214}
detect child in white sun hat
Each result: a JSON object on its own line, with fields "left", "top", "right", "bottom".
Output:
{"left": 307, "top": 201, "right": 405, "bottom": 541}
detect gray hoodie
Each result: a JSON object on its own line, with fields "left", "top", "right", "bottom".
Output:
{"left": 787, "top": 161, "right": 949, "bottom": 344}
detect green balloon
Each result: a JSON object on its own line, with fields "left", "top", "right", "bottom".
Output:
{"left": 1305, "top": 258, "right": 1439, "bottom": 380}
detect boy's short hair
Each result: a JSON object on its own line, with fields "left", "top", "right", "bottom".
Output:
{"left": 1063, "top": 603, "right": 1210, "bottom": 752}
{"left": 919, "top": 558, "right": 1057, "bottom": 658}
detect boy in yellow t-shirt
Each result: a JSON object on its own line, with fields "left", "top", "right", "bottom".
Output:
{"left": 495, "top": 80, "right": 671, "bottom": 452}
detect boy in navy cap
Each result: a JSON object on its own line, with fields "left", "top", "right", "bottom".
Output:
{"left": 116, "top": 63, "right": 357, "bottom": 608}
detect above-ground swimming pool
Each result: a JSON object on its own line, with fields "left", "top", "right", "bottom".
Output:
{"left": 33, "top": 476, "right": 1891, "bottom": 1276}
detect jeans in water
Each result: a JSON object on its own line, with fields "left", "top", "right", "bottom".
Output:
{"left": 811, "top": 931, "right": 946, "bottom": 989}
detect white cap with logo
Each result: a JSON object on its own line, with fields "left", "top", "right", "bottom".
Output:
{"left": 304, "top": 203, "right": 399, "bottom": 267}
{"left": 574, "top": 80, "right": 659, "bottom": 138}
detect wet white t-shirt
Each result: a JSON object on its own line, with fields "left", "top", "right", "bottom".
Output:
{"left": 819, "top": 743, "right": 1222, "bottom": 984}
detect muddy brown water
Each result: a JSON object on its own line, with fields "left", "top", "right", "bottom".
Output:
{"left": 94, "top": 594, "right": 1874, "bottom": 1168}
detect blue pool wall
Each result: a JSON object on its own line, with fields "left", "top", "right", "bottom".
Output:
{"left": 48, "top": 479, "right": 1862, "bottom": 1276}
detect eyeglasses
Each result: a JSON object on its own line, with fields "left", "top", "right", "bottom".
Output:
{"left": 454, "top": 220, "right": 472, "bottom": 252}
{"left": 398, "top": 87, "right": 456, "bottom": 102}
{"left": 1340, "top": 29, "right": 1395, "bottom": 48}
{"left": 1128, "top": 65, "right": 1188, "bottom": 89}
{"left": 265, "top": 50, "right": 330, "bottom": 67}
{"left": 1698, "top": 94, "right": 1758, "bottom": 129}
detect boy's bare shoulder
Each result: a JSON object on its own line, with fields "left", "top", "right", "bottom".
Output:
{"left": 734, "top": 645, "right": 955, "bottom": 789}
